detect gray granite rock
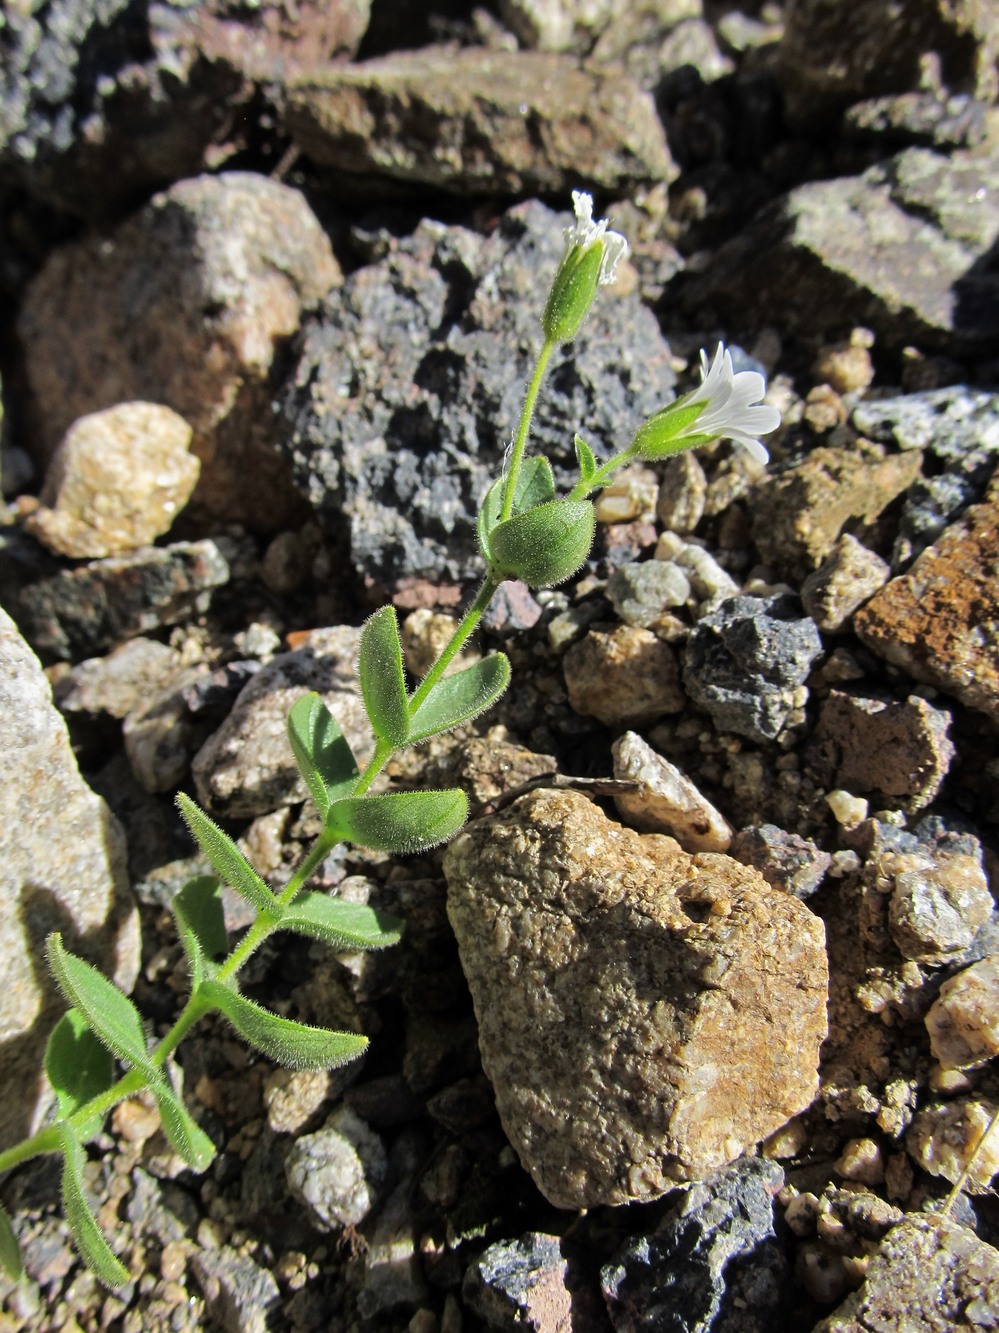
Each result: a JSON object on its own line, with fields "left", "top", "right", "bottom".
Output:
{"left": 284, "top": 1106, "right": 388, "bottom": 1231}
{"left": 683, "top": 594, "right": 823, "bottom": 741}
{"left": 611, "top": 730, "right": 732, "bottom": 853}
{"left": 607, "top": 560, "right": 692, "bottom": 628}
{"left": 0, "top": 607, "right": 140, "bottom": 1151}
{"left": 601, "top": 1157, "right": 788, "bottom": 1333}
{"left": 444, "top": 789, "right": 827, "bottom": 1209}
{"left": 842, "top": 92, "right": 989, "bottom": 151}
{"left": 277, "top": 200, "right": 675, "bottom": 591}
{"left": 190, "top": 1243, "right": 282, "bottom": 1333}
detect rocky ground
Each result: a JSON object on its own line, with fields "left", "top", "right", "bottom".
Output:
{"left": 2, "top": 1, "right": 999, "bottom": 1330}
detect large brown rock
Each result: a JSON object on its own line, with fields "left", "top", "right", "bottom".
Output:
{"left": 444, "top": 789, "right": 828, "bottom": 1209}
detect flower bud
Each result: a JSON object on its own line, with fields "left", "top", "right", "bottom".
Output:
{"left": 542, "top": 192, "right": 629, "bottom": 345}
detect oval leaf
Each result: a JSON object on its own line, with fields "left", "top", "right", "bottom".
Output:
{"left": 574, "top": 433, "right": 597, "bottom": 486}
{"left": 478, "top": 457, "right": 555, "bottom": 559}
{"left": 287, "top": 693, "right": 360, "bottom": 812}
{"left": 326, "top": 789, "right": 468, "bottom": 855}
{"left": 59, "top": 1124, "right": 130, "bottom": 1290}
{"left": 45, "top": 1010, "right": 115, "bottom": 1131}
{"left": 408, "top": 653, "right": 511, "bottom": 744}
{"left": 173, "top": 876, "right": 228, "bottom": 984}
{"left": 282, "top": 894, "right": 403, "bottom": 950}
{"left": 153, "top": 1084, "right": 216, "bottom": 1172}
{"left": 47, "top": 934, "right": 154, "bottom": 1080}
{"left": 201, "top": 980, "right": 368, "bottom": 1071}
{"left": 176, "top": 794, "right": 277, "bottom": 917}
{"left": 358, "top": 606, "right": 409, "bottom": 749}
{"left": 489, "top": 499, "right": 595, "bottom": 588}
{"left": 0, "top": 1202, "right": 24, "bottom": 1283}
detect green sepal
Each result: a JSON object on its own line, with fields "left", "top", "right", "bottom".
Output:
{"left": 287, "top": 693, "right": 360, "bottom": 813}
{"left": 175, "top": 794, "right": 278, "bottom": 917}
{"left": 489, "top": 498, "right": 595, "bottom": 588}
{"left": 59, "top": 1122, "right": 130, "bottom": 1290}
{"left": 173, "top": 876, "right": 228, "bottom": 986}
{"left": 574, "top": 434, "right": 598, "bottom": 487}
{"left": 408, "top": 653, "right": 511, "bottom": 743}
{"left": 44, "top": 1010, "right": 115, "bottom": 1139}
{"left": 47, "top": 934, "right": 155, "bottom": 1081}
{"left": 630, "top": 398, "right": 710, "bottom": 458}
{"left": 201, "top": 980, "right": 368, "bottom": 1071}
{"left": 282, "top": 893, "right": 403, "bottom": 950}
{"left": 0, "top": 1201, "right": 24, "bottom": 1283}
{"left": 325, "top": 789, "right": 468, "bottom": 855}
{"left": 542, "top": 239, "right": 603, "bottom": 344}
{"left": 358, "top": 606, "right": 410, "bottom": 749}
{"left": 152, "top": 1082, "right": 216, "bottom": 1172}
{"left": 478, "top": 457, "right": 555, "bottom": 561}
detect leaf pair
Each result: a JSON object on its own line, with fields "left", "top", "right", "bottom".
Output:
{"left": 479, "top": 456, "right": 594, "bottom": 588}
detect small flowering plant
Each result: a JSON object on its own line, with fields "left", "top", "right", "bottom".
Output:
{"left": 0, "top": 194, "right": 779, "bottom": 1289}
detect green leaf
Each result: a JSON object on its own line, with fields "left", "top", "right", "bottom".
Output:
{"left": 59, "top": 1123, "right": 130, "bottom": 1290}
{"left": 489, "top": 498, "right": 596, "bottom": 588}
{"left": 201, "top": 980, "right": 368, "bottom": 1070}
{"left": 574, "top": 433, "right": 597, "bottom": 486}
{"left": 358, "top": 606, "right": 410, "bottom": 749}
{"left": 173, "top": 876, "right": 228, "bottom": 985}
{"left": 408, "top": 653, "right": 511, "bottom": 743}
{"left": 326, "top": 789, "right": 468, "bottom": 854}
{"left": 45, "top": 1010, "right": 114, "bottom": 1136}
{"left": 0, "top": 1201, "right": 24, "bottom": 1283}
{"left": 282, "top": 893, "right": 403, "bottom": 950}
{"left": 152, "top": 1084, "right": 216, "bottom": 1172}
{"left": 287, "top": 693, "right": 360, "bottom": 812}
{"left": 478, "top": 457, "right": 555, "bottom": 560}
{"left": 175, "top": 794, "right": 278, "bottom": 917}
{"left": 47, "top": 934, "right": 155, "bottom": 1081}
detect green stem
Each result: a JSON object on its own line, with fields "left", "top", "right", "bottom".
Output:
{"left": 567, "top": 445, "right": 638, "bottom": 502}
{"left": 500, "top": 340, "right": 556, "bottom": 522}
{"left": 408, "top": 575, "right": 499, "bottom": 713}
{"left": 0, "top": 1125, "right": 62, "bottom": 1176}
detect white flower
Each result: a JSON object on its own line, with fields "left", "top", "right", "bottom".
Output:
{"left": 690, "top": 344, "right": 781, "bottom": 465}
{"left": 564, "top": 191, "right": 629, "bottom": 286}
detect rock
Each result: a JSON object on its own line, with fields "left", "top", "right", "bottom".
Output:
{"left": 906, "top": 1100, "right": 999, "bottom": 1193}
{"left": 191, "top": 625, "right": 372, "bottom": 819}
{"left": 728, "top": 825, "right": 831, "bottom": 899}
{"left": 656, "top": 452, "right": 707, "bottom": 535}
{"left": 606, "top": 560, "right": 692, "bottom": 628}
{"left": 800, "top": 535, "right": 891, "bottom": 632}
{"left": 277, "top": 200, "right": 675, "bottom": 590}
{"left": 54, "top": 637, "right": 182, "bottom": 724}
{"left": 601, "top": 1157, "right": 789, "bottom": 1333}
{"left": 683, "top": 148, "right": 999, "bottom": 354}
{"left": 355, "top": 1127, "right": 430, "bottom": 1320}
{"left": 926, "top": 956, "right": 999, "bottom": 1070}
{"left": 887, "top": 851, "right": 993, "bottom": 964}
{"left": 497, "top": 0, "right": 700, "bottom": 54}
{"left": 751, "top": 442, "right": 922, "bottom": 580}
{"left": 123, "top": 664, "right": 219, "bottom": 794}
{"left": 189, "top": 1244, "right": 282, "bottom": 1333}
{"left": 0, "top": 608, "right": 139, "bottom": 1150}
{"left": 284, "top": 1106, "right": 388, "bottom": 1231}
{"left": 14, "top": 539, "right": 230, "bottom": 662}
{"left": 842, "top": 92, "right": 989, "bottom": 151}
{"left": 263, "top": 1069, "right": 332, "bottom": 1135}
{"left": 851, "top": 387, "right": 999, "bottom": 459}
{"left": 813, "top": 1214, "right": 999, "bottom": 1333}
{"left": 17, "top": 172, "right": 339, "bottom": 531}
{"left": 285, "top": 48, "right": 674, "bottom": 195}
{"left": 24, "top": 403, "right": 199, "bottom": 559}
{"left": 682, "top": 594, "right": 823, "bottom": 742}
{"left": 443, "top": 789, "right": 828, "bottom": 1209}
{"left": 611, "top": 730, "right": 732, "bottom": 853}
{"left": 854, "top": 477, "right": 999, "bottom": 723}
{"left": 807, "top": 691, "right": 955, "bottom": 813}
{"left": 463, "top": 1233, "right": 571, "bottom": 1333}
{"left": 779, "top": 0, "right": 999, "bottom": 126}
{"left": 564, "top": 626, "right": 685, "bottom": 727}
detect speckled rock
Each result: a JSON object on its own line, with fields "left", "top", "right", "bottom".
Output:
{"left": 926, "top": 956, "right": 999, "bottom": 1070}
{"left": 852, "top": 387, "right": 999, "bottom": 459}
{"left": 443, "top": 789, "right": 828, "bottom": 1209}
{"left": 54, "top": 637, "right": 182, "bottom": 724}
{"left": 606, "top": 560, "right": 692, "bottom": 628}
{"left": 601, "top": 1157, "right": 789, "bottom": 1333}
{"left": 812, "top": 1214, "right": 999, "bottom": 1332}
{"left": 277, "top": 200, "right": 675, "bottom": 590}
{"left": 192, "top": 625, "right": 372, "bottom": 819}
{"left": 728, "top": 825, "right": 832, "bottom": 899}
{"left": 807, "top": 691, "right": 955, "bottom": 813}
{"left": 285, "top": 47, "right": 674, "bottom": 195}
{"left": 800, "top": 535, "right": 891, "bottom": 632}
{"left": 887, "top": 850, "right": 993, "bottom": 964}
{"left": 751, "top": 442, "right": 922, "bottom": 580}
{"left": 497, "top": 0, "right": 700, "bottom": 53}
{"left": 17, "top": 172, "right": 339, "bottom": 531}
{"left": 611, "top": 731, "right": 732, "bottom": 853}
{"left": 656, "top": 452, "right": 708, "bottom": 535}
{"left": 564, "top": 626, "right": 685, "bottom": 727}
{"left": 906, "top": 1099, "right": 999, "bottom": 1192}
{"left": 463, "top": 1233, "right": 572, "bottom": 1333}
{"left": 284, "top": 1106, "right": 388, "bottom": 1231}
{"left": 682, "top": 594, "right": 823, "bottom": 742}
{"left": 0, "top": 608, "right": 139, "bottom": 1150}
{"left": 15, "top": 539, "right": 230, "bottom": 662}
{"left": 124, "top": 664, "right": 219, "bottom": 794}
{"left": 855, "top": 472, "right": 999, "bottom": 720}
{"left": 842, "top": 91, "right": 989, "bottom": 151}
{"left": 25, "top": 403, "right": 199, "bottom": 558}
{"left": 190, "top": 1243, "right": 282, "bottom": 1333}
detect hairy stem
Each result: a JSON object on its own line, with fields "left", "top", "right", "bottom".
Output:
{"left": 500, "top": 340, "right": 556, "bottom": 522}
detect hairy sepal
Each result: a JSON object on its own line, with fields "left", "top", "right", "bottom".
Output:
{"left": 478, "top": 457, "right": 555, "bottom": 561}
{"left": 489, "top": 498, "right": 595, "bottom": 588}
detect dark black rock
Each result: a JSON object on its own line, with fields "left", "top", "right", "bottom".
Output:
{"left": 728, "top": 824, "right": 832, "bottom": 898}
